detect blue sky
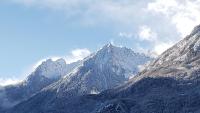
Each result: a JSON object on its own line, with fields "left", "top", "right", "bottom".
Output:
{"left": 1, "top": 0, "right": 200, "bottom": 85}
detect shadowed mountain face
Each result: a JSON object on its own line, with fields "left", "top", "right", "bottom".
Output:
{"left": 6, "top": 25, "right": 200, "bottom": 113}
{"left": 95, "top": 77, "right": 200, "bottom": 113}
{"left": 7, "top": 77, "right": 200, "bottom": 113}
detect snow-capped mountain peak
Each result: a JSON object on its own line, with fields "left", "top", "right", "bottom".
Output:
{"left": 90, "top": 44, "right": 151, "bottom": 76}
{"left": 104, "top": 42, "right": 113, "bottom": 48}
{"left": 33, "top": 58, "right": 67, "bottom": 79}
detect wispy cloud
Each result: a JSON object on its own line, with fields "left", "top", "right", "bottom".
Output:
{"left": 119, "top": 32, "right": 133, "bottom": 39}
{"left": 65, "top": 48, "right": 91, "bottom": 64}
{"left": 138, "top": 25, "right": 157, "bottom": 42}
{"left": 154, "top": 42, "right": 174, "bottom": 55}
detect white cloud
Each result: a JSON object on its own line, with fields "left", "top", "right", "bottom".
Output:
{"left": 136, "top": 25, "right": 173, "bottom": 55}
{"left": 138, "top": 25, "right": 157, "bottom": 41}
{"left": 0, "top": 78, "right": 21, "bottom": 86}
{"left": 154, "top": 42, "right": 174, "bottom": 55}
{"left": 118, "top": 25, "right": 172, "bottom": 55}
{"left": 147, "top": 0, "right": 200, "bottom": 37}
{"left": 65, "top": 48, "right": 91, "bottom": 64}
{"left": 119, "top": 32, "right": 133, "bottom": 39}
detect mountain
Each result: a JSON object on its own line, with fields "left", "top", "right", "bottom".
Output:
{"left": 5, "top": 44, "right": 152, "bottom": 113}
{"left": 0, "top": 58, "right": 80, "bottom": 111}
{"left": 7, "top": 25, "right": 200, "bottom": 113}
{"left": 45, "top": 44, "right": 152, "bottom": 97}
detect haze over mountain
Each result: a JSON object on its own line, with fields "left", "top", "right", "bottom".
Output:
{"left": 7, "top": 25, "right": 200, "bottom": 113}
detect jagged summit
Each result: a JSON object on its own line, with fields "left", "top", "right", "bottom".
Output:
{"left": 104, "top": 42, "right": 114, "bottom": 47}
{"left": 33, "top": 58, "right": 67, "bottom": 79}
{"left": 97, "top": 43, "right": 118, "bottom": 55}
{"left": 83, "top": 43, "right": 151, "bottom": 78}
{"left": 37, "top": 58, "right": 66, "bottom": 70}
{"left": 101, "top": 43, "right": 130, "bottom": 50}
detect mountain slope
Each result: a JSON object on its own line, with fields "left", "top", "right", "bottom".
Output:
{"left": 134, "top": 24, "right": 200, "bottom": 81}
{"left": 0, "top": 58, "right": 79, "bottom": 111}
{"left": 6, "top": 44, "right": 152, "bottom": 113}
